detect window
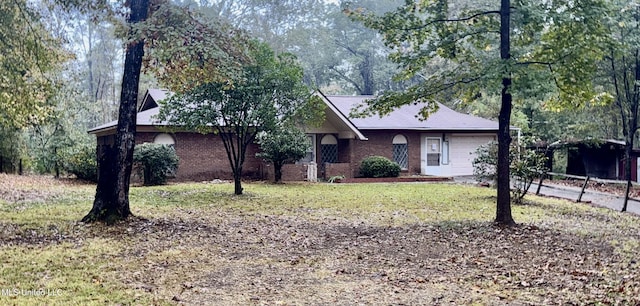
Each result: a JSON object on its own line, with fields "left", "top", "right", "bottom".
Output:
{"left": 299, "top": 134, "right": 316, "bottom": 163}
{"left": 154, "top": 133, "right": 175, "bottom": 147}
{"left": 392, "top": 135, "right": 408, "bottom": 170}
{"left": 320, "top": 134, "right": 338, "bottom": 164}
{"left": 426, "top": 137, "right": 441, "bottom": 166}
{"left": 441, "top": 141, "right": 449, "bottom": 165}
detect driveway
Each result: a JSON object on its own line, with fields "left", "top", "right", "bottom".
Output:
{"left": 453, "top": 176, "right": 640, "bottom": 215}
{"left": 528, "top": 181, "right": 640, "bottom": 215}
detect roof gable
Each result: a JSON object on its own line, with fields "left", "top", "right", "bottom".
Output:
{"left": 89, "top": 89, "right": 501, "bottom": 136}
{"left": 139, "top": 88, "right": 169, "bottom": 111}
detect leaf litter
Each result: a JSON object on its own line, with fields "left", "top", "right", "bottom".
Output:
{"left": 0, "top": 177, "right": 639, "bottom": 305}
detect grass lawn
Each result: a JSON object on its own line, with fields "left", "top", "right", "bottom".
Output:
{"left": 1, "top": 173, "right": 639, "bottom": 305}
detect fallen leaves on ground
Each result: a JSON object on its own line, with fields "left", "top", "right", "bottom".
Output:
{"left": 1, "top": 177, "right": 639, "bottom": 305}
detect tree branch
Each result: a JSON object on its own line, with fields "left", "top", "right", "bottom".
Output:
{"left": 397, "top": 10, "right": 500, "bottom": 32}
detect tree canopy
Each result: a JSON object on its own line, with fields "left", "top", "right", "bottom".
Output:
{"left": 0, "top": 0, "right": 68, "bottom": 129}
{"left": 157, "top": 41, "right": 319, "bottom": 195}
{"left": 348, "top": 0, "right": 611, "bottom": 225}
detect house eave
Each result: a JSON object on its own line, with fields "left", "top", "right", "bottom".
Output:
{"left": 315, "top": 91, "right": 368, "bottom": 141}
{"left": 357, "top": 127, "right": 502, "bottom": 132}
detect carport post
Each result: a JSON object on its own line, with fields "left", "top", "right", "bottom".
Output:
{"left": 577, "top": 176, "right": 590, "bottom": 202}
{"left": 535, "top": 173, "right": 545, "bottom": 195}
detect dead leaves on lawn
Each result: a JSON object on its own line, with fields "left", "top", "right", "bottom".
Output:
{"left": 1, "top": 175, "right": 640, "bottom": 304}
{"left": 7, "top": 213, "right": 631, "bottom": 305}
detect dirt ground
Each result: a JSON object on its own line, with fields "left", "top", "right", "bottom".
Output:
{"left": 1, "top": 174, "right": 639, "bottom": 305}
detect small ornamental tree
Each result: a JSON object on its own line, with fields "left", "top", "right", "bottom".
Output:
{"left": 473, "top": 140, "right": 548, "bottom": 204}
{"left": 157, "top": 41, "right": 319, "bottom": 195}
{"left": 256, "top": 124, "right": 309, "bottom": 183}
{"left": 133, "top": 143, "right": 179, "bottom": 186}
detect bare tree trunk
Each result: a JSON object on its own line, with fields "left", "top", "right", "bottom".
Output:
{"left": 82, "top": 0, "right": 149, "bottom": 224}
{"left": 274, "top": 161, "right": 283, "bottom": 183}
{"left": 495, "top": 0, "right": 515, "bottom": 226}
{"left": 622, "top": 141, "right": 633, "bottom": 211}
{"left": 359, "top": 52, "right": 374, "bottom": 95}
{"left": 233, "top": 171, "right": 243, "bottom": 195}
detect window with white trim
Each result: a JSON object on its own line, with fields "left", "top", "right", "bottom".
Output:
{"left": 299, "top": 134, "right": 316, "bottom": 163}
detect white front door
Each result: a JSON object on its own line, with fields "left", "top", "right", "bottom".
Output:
{"left": 425, "top": 137, "right": 442, "bottom": 175}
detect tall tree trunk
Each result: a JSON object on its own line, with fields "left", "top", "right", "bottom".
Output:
{"left": 622, "top": 139, "right": 633, "bottom": 212}
{"left": 359, "top": 52, "right": 374, "bottom": 95}
{"left": 495, "top": 0, "right": 515, "bottom": 226}
{"left": 622, "top": 45, "right": 640, "bottom": 212}
{"left": 82, "top": 0, "right": 150, "bottom": 224}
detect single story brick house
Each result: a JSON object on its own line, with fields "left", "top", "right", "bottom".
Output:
{"left": 88, "top": 89, "right": 502, "bottom": 182}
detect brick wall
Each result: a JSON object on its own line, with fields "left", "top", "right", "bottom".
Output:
{"left": 324, "top": 163, "right": 352, "bottom": 179}
{"left": 135, "top": 132, "right": 263, "bottom": 181}
{"left": 99, "top": 129, "right": 426, "bottom": 182}
{"left": 263, "top": 163, "right": 309, "bottom": 182}
{"left": 349, "top": 130, "right": 423, "bottom": 177}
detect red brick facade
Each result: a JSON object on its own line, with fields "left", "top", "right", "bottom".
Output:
{"left": 342, "top": 130, "right": 423, "bottom": 177}
{"left": 262, "top": 163, "right": 310, "bottom": 182}
{"left": 98, "top": 130, "right": 424, "bottom": 182}
{"left": 135, "top": 132, "right": 263, "bottom": 181}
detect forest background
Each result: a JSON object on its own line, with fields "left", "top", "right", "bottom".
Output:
{"left": 0, "top": 0, "right": 625, "bottom": 176}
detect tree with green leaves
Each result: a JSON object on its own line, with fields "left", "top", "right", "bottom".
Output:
{"left": 596, "top": 0, "right": 640, "bottom": 212}
{"left": 0, "top": 0, "right": 67, "bottom": 172}
{"left": 256, "top": 124, "right": 310, "bottom": 183}
{"left": 80, "top": 0, "right": 253, "bottom": 222}
{"left": 349, "top": 0, "right": 609, "bottom": 225}
{"left": 0, "top": 0, "right": 66, "bottom": 130}
{"left": 157, "top": 41, "right": 317, "bottom": 195}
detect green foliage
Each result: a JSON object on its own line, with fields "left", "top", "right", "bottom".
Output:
{"left": 346, "top": 0, "right": 610, "bottom": 117}
{"left": 141, "top": 2, "right": 251, "bottom": 90}
{"left": 63, "top": 144, "right": 97, "bottom": 182}
{"left": 256, "top": 124, "right": 309, "bottom": 182}
{"left": 359, "top": 156, "right": 401, "bottom": 178}
{"left": 472, "top": 142, "right": 500, "bottom": 184}
{"left": 473, "top": 141, "right": 548, "bottom": 204}
{"left": 133, "top": 143, "right": 179, "bottom": 186}
{"left": 0, "top": 0, "right": 68, "bottom": 129}
{"left": 156, "top": 40, "right": 314, "bottom": 194}
{"left": 196, "top": 0, "right": 409, "bottom": 95}
{"left": 0, "top": 127, "right": 25, "bottom": 173}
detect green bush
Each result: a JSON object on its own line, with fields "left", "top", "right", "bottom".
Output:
{"left": 359, "top": 156, "right": 401, "bottom": 178}
{"left": 63, "top": 144, "right": 97, "bottom": 182}
{"left": 472, "top": 140, "right": 548, "bottom": 204}
{"left": 133, "top": 143, "right": 179, "bottom": 186}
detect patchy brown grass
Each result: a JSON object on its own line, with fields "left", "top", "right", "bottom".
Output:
{"left": 0, "top": 175, "right": 639, "bottom": 305}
